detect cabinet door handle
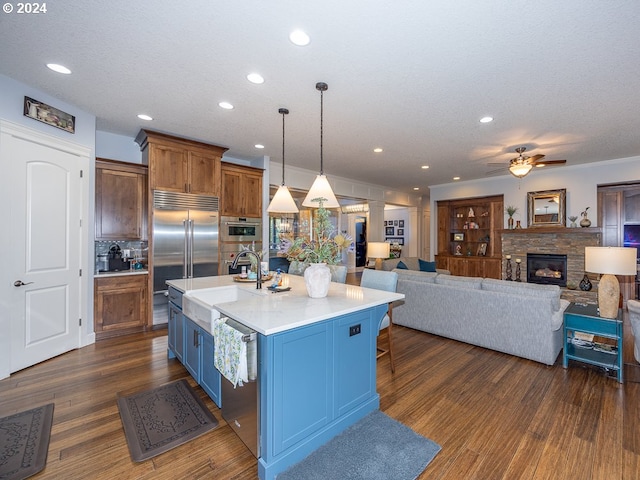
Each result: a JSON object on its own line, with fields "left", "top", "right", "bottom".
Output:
{"left": 193, "top": 329, "right": 199, "bottom": 347}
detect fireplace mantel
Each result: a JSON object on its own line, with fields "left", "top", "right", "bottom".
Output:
{"left": 500, "top": 227, "right": 601, "bottom": 235}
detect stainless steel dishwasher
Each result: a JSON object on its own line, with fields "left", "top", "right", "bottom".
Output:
{"left": 219, "top": 317, "right": 259, "bottom": 458}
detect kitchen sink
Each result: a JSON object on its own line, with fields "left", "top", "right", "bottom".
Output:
{"left": 183, "top": 285, "right": 266, "bottom": 324}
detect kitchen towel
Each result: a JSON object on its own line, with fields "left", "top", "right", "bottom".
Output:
{"left": 213, "top": 318, "right": 248, "bottom": 387}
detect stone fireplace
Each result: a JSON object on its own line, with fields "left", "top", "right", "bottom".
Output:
{"left": 501, "top": 227, "right": 601, "bottom": 302}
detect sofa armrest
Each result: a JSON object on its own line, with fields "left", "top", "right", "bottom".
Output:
{"left": 551, "top": 298, "right": 571, "bottom": 331}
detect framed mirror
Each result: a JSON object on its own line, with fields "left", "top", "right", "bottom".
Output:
{"left": 527, "top": 188, "right": 566, "bottom": 227}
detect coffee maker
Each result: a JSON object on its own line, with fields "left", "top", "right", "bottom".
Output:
{"left": 107, "top": 244, "right": 130, "bottom": 271}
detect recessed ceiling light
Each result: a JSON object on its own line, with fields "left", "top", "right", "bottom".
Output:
{"left": 289, "top": 29, "right": 310, "bottom": 46}
{"left": 218, "top": 102, "right": 234, "bottom": 110}
{"left": 247, "top": 73, "right": 264, "bottom": 84}
{"left": 479, "top": 116, "right": 493, "bottom": 123}
{"left": 373, "top": 148, "right": 383, "bottom": 153}
{"left": 421, "top": 165, "right": 429, "bottom": 169}
{"left": 453, "top": 176, "right": 461, "bottom": 181}
{"left": 137, "top": 114, "right": 153, "bottom": 121}
{"left": 46, "top": 63, "right": 71, "bottom": 74}
{"left": 413, "top": 187, "right": 420, "bottom": 191}
{"left": 255, "top": 144, "right": 265, "bottom": 149}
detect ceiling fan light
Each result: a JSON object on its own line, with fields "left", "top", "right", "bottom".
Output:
{"left": 509, "top": 162, "right": 533, "bottom": 178}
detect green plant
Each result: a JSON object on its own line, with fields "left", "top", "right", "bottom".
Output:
{"left": 284, "top": 198, "right": 351, "bottom": 265}
{"left": 581, "top": 207, "right": 590, "bottom": 218}
{"left": 505, "top": 205, "right": 518, "bottom": 217}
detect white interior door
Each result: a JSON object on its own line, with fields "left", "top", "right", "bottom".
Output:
{"left": 1, "top": 122, "right": 86, "bottom": 373}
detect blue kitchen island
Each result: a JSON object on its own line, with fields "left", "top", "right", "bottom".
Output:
{"left": 166, "top": 274, "right": 404, "bottom": 480}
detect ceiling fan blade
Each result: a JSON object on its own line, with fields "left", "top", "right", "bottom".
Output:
{"left": 529, "top": 154, "right": 545, "bottom": 162}
{"left": 535, "top": 159, "right": 566, "bottom": 166}
{"left": 487, "top": 162, "right": 507, "bottom": 166}
{"left": 486, "top": 166, "right": 508, "bottom": 176}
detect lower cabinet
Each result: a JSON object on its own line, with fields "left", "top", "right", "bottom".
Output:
{"left": 436, "top": 255, "right": 501, "bottom": 279}
{"left": 94, "top": 274, "right": 148, "bottom": 340}
{"left": 169, "top": 312, "right": 222, "bottom": 408}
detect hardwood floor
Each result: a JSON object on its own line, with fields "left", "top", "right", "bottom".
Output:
{"left": 2, "top": 309, "right": 639, "bottom": 478}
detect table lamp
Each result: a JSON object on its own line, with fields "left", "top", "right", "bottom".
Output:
{"left": 584, "top": 246, "right": 637, "bottom": 319}
{"left": 367, "top": 242, "right": 390, "bottom": 270}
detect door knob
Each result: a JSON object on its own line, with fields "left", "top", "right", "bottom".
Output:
{"left": 14, "top": 280, "right": 34, "bottom": 287}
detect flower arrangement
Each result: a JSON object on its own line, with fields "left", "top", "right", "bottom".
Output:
{"left": 284, "top": 198, "right": 352, "bottom": 265}
{"left": 581, "top": 207, "right": 590, "bottom": 218}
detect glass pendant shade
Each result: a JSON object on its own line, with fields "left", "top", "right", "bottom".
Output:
{"left": 267, "top": 185, "right": 299, "bottom": 213}
{"left": 303, "top": 82, "right": 339, "bottom": 209}
{"left": 509, "top": 162, "right": 533, "bottom": 178}
{"left": 302, "top": 174, "right": 340, "bottom": 208}
{"left": 267, "top": 107, "right": 299, "bottom": 213}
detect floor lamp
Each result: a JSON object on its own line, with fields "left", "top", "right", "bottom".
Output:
{"left": 368, "top": 242, "right": 390, "bottom": 270}
{"left": 585, "top": 246, "right": 637, "bottom": 319}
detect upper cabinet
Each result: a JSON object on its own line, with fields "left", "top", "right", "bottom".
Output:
{"left": 95, "top": 158, "right": 147, "bottom": 240}
{"left": 135, "top": 130, "right": 228, "bottom": 196}
{"left": 220, "top": 163, "right": 263, "bottom": 217}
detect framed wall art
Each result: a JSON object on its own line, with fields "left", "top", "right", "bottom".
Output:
{"left": 24, "top": 96, "right": 75, "bottom": 133}
{"left": 385, "top": 226, "right": 394, "bottom": 236}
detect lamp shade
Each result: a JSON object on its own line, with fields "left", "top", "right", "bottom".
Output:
{"left": 367, "top": 242, "right": 390, "bottom": 259}
{"left": 302, "top": 174, "right": 340, "bottom": 208}
{"left": 267, "top": 185, "right": 299, "bottom": 213}
{"left": 585, "top": 246, "right": 637, "bottom": 275}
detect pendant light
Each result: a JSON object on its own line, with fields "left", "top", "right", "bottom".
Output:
{"left": 302, "top": 82, "right": 340, "bottom": 208}
{"left": 267, "top": 108, "right": 299, "bottom": 213}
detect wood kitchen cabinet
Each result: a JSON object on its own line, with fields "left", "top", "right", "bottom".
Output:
{"left": 220, "top": 163, "right": 263, "bottom": 217}
{"left": 95, "top": 159, "right": 147, "bottom": 240}
{"left": 135, "top": 130, "right": 228, "bottom": 196}
{"left": 94, "top": 274, "right": 148, "bottom": 340}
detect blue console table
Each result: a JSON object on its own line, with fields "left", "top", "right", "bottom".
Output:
{"left": 563, "top": 302, "right": 623, "bottom": 383}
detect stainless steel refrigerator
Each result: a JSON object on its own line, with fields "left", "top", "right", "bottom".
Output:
{"left": 152, "top": 190, "right": 219, "bottom": 323}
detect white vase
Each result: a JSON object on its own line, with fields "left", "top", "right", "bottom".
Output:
{"left": 303, "top": 263, "right": 332, "bottom": 298}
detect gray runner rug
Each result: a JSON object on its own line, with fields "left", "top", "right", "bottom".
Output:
{"left": 0, "top": 403, "right": 54, "bottom": 480}
{"left": 117, "top": 379, "right": 218, "bottom": 462}
{"left": 278, "top": 410, "right": 441, "bottom": 480}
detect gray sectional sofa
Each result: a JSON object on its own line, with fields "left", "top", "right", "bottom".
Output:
{"left": 391, "top": 267, "right": 570, "bottom": 365}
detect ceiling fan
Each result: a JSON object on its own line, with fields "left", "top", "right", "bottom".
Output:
{"left": 488, "top": 147, "right": 567, "bottom": 178}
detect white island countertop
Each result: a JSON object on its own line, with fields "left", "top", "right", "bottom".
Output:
{"left": 167, "top": 274, "right": 404, "bottom": 336}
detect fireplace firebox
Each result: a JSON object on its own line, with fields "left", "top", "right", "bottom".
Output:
{"left": 527, "top": 253, "right": 567, "bottom": 287}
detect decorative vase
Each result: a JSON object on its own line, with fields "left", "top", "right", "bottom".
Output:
{"left": 580, "top": 216, "right": 591, "bottom": 228}
{"left": 569, "top": 218, "right": 578, "bottom": 228}
{"left": 579, "top": 274, "right": 592, "bottom": 291}
{"left": 303, "top": 262, "right": 332, "bottom": 298}
{"left": 515, "top": 220, "right": 522, "bottom": 229}
{"left": 508, "top": 217, "right": 514, "bottom": 229}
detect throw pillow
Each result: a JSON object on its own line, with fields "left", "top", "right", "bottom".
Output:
{"left": 396, "top": 261, "right": 409, "bottom": 269}
{"left": 418, "top": 259, "right": 437, "bottom": 272}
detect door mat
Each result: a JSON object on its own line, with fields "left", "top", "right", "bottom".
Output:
{"left": 277, "top": 410, "right": 441, "bottom": 480}
{"left": 117, "top": 379, "right": 218, "bottom": 462}
{"left": 0, "top": 403, "right": 54, "bottom": 480}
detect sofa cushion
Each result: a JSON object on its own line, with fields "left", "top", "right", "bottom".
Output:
{"left": 396, "top": 261, "right": 409, "bottom": 269}
{"left": 418, "top": 259, "right": 437, "bottom": 272}
{"left": 481, "top": 278, "right": 561, "bottom": 311}
{"left": 435, "top": 274, "right": 483, "bottom": 289}
{"left": 393, "top": 268, "right": 438, "bottom": 283}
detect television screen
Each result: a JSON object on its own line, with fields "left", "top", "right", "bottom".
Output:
{"left": 623, "top": 224, "right": 640, "bottom": 261}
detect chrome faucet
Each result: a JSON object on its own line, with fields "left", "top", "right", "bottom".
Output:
{"left": 231, "top": 251, "right": 263, "bottom": 289}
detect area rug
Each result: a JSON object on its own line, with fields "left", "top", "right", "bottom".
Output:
{"left": 117, "top": 379, "right": 218, "bottom": 462}
{"left": 0, "top": 403, "right": 54, "bottom": 480}
{"left": 277, "top": 410, "right": 441, "bottom": 480}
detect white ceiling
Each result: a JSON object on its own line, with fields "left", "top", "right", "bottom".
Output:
{"left": 2, "top": 0, "right": 639, "bottom": 192}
